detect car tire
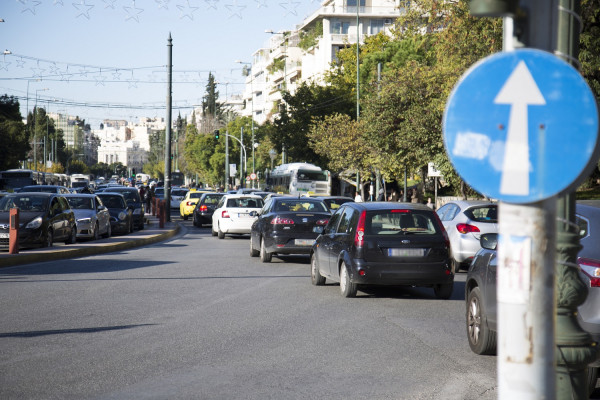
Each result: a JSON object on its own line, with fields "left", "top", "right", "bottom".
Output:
{"left": 250, "top": 235, "right": 259, "bottom": 257}
{"left": 183, "top": 214, "right": 188, "bottom": 221}
{"left": 45, "top": 229, "right": 54, "bottom": 248}
{"left": 339, "top": 262, "right": 357, "bottom": 297}
{"left": 93, "top": 222, "right": 100, "bottom": 241}
{"left": 311, "top": 254, "right": 325, "bottom": 286}
{"left": 104, "top": 223, "right": 111, "bottom": 239}
{"left": 434, "top": 281, "right": 453, "bottom": 300}
{"left": 588, "top": 367, "right": 599, "bottom": 397}
{"left": 466, "top": 286, "right": 497, "bottom": 355}
{"left": 451, "top": 258, "right": 461, "bottom": 273}
{"left": 193, "top": 217, "right": 199, "bottom": 227}
{"left": 260, "top": 237, "right": 272, "bottom": 263}
{"left": 211, "top": 225, "right": 218, "bottom": 236}
{"left": 138, "top": 219, "right": 144, "bottom": 230}
{"left": 129, "top": 219, "right": 134, "bottom": 234}
{"left": 65, "top": 224, "right": 77, "bottom": 244}
{"left": 218, "top": 224, "right": 225, "bottom": 239}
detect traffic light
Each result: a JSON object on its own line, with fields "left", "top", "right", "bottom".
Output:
{"left": 214, "top": 130, "right": 220, "bottom": 140}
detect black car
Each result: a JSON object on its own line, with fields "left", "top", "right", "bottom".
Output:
{"left": 96, "top": 193, "right": 134, "bottom": 235}
{"left": 0, "top": 192, "right": 77, "bottom": 249}
{"left": 310, "top": 202, "right": 453, "bottom": 298}
{"left": 103, "top": 187, "right": 144, "bottom": 230}
{"left": 18, "top": 185, "right": 70, "bottom": 194}
{"left": 192, "top": 192, "right": 225, "bottom": 227}
{"left": 250, "top": 197, "right": 331, "bottom": 262}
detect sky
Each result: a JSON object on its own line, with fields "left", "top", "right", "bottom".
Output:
{"left": 0, "top": 0, "right": 322, "bottom": 128}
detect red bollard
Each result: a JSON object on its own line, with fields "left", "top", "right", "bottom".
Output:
{"left": 9, "top": 207, "right": 19, "bottom": 254}
{"left": 159, "top": 200, "right": 165, "bottom": 228}
{"left": 152, "top": 198, "right": 157, "bottom": 216}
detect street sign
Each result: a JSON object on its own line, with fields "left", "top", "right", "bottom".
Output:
{"left": 443, "top": 49, "right": 599, "bottom": 203}
{"left": 250, "top": 172, "right": 257, "bottom": 180}
{"left": 427, "top": 162, "right": 442, "bottom": 177}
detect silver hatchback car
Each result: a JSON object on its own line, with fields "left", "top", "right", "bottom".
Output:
{"left": 436, "top": 200, "right": 498, "bottom": 271}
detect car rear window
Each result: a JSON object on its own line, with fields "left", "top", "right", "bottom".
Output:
{"left": 226, "top": 197, "right": 263, "bottom": 208}
{"left": 325, "top": 198, "right": 352, "bottom": 210}
{"left": 275, "top": 200, "right": 328, "bottom": 213}
{"left": 99, "top": 195, "right": 126, "bottom": 208}
{"left": 365, "top": 210, "right": 440, "bottom": 235}
{"left": 66, "top": 197, "right": 94, "bottom": 210}
{"left": 464, "top": 205, "right": 497, "bottom": 223}
{"left": 203, "top": 195, "right": 223, "bottom": 205}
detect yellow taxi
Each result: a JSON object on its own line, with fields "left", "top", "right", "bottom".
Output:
{"left": 179, "top": 190, "right": 210, "bottom": 220}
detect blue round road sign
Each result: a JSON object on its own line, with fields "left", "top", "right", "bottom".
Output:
{"left": 443, "top": 49, "right": 599, "bottom": 203}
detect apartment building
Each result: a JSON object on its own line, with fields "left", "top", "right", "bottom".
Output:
{"left": 238, "top": 0, "right": 402, "bottom": 124}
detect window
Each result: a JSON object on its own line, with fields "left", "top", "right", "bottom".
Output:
{"left": 366, "top": 210, "right": 438, "bottom": 235}
{"left": 465, "top": 205, "right": 498, "bottom": 223}
{"left": 324, "top": 207, "right": 344, "bottom": 234}
{"left": 331, "top": 19, "right": 351, "bottom": 34}
{"left": 336, "top": 208, "right": 356, "bottom": 234}
{"left": 370, "top": 19, "right": 385, "bottom": 34}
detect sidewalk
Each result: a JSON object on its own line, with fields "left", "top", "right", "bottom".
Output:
{"left": 0, "top": 214, "right": 180, "bottom": 268}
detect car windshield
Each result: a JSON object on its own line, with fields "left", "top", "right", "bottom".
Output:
{"left": 226, "top": 197, "right": 263, "bottom": 208}
{"left": 275, "top": 200, "right": 328, "bottom": 213}
{"left": 21, "top": 186, "right": 55, "bottom": 193}
{"left": 172, "top": 189, "right": 187, "bottom": 196}
{"left": 203, "top": 195, "right": 223, "bottom": 204}
{"left": 325, "top": 198, "right": 352, "bottom": 210}
{"left": 114, "top": 190, "right": 139, "bottom": 203}
{"left": 66, "top": 197, "right": 94, "bottom": 210}
{"left": 464, "top": 205, "right": 498, "bottom": 223}
{"left": 0, "top": 195, "right": 47, "bottom": 212}
{"left": 366, "top": 210, "right": 439, "bottom": 235}
{"left": 99, "top": 195, "right": 126, "bottom": 209}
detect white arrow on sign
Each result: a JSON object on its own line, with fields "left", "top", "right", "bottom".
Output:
{"left": 494, "top": 61, "right": 546, "bottom": 196}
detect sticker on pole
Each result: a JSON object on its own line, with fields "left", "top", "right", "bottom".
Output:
{"left": 443, "top": 49, "right": 599, "bottom": 203}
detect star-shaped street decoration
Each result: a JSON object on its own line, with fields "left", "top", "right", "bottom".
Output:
{"left": 16, "top": 58, "right": 26, "bottom": 68}
{"left": 279, "top": 0, "right": 300, "bottom": 16}
{"left": 49, "top": 63, "right": 60, "bottom": 76}
{"left": 60, "top": 67, "right": 72, "bottom": 82}
{"left": 103, "top": 0, "right": 118, "bottom": 9}
{"left": 31, "top": 64, "right": 46, "bottom": 79}
{"left": 155, "top": 0, "right": 171, "bottom": 9}
{"left": 79, "top": 66, "right": 89, "bottom": 77}
{"left": 112, "top": 69, "right": 122, "bottom": 80}
{"left": 0, "top": 59, "right": 11, "bottom": 72}
{"left": 225, "top": 0, "right": 246, "bottom": 19}
{"left": 54, "top": 0, "right": 65, "bottom": 5}
{"left": 72, "top": 1, "right": 95, "bottom": 19}
{"left": 19, "top": 0, "right": 42, "bottom": 15}
{"left": 204, "top": 0, "right": 219, "bottom": 10}
{"left": 95, "top": 71, "right": 107, "bottom": 86}
{"left": 128, "top": 71, "right": 139, "bottom": 88}
{"left": 177, "top": 1, "right": 200, "bottom": 20}
{"left": 124, "top": 0, "right": 144, "bottom": 22}
{"left": 254, "top": 0, "right": 268, "bottom": 8}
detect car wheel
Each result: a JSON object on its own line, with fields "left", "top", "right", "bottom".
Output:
{"left": 193, "top": 217, "right": 199, "bottom": 227}
{"left": 339, "top": 262, "right": 357, "bottom": 297}
{"left": 311, "top": 254, "right": 325, "bottom": 286}
{"left": 45, "top": 229, "right": 54, "bottom": 248}
{"left": 466, "top": 286, "right": 496, "bottom": 355}
{"left": 93, "top": 222, "right": 100, "bottom": 241}
{"left": 250, "top": 235, "right": 259, "bottom": 257}
{"left": 217, "top": 224, "right": 225, "bottom": 239}
{"left": 65, "top": 224, "right": 77, "bottom": 244}
{"left": 451, "top": 258, "right": 461, "bottom": 273}
{"left": 183, "top": 214, "right": 188, "bottom": 221}
{"left": 211, "top": 224, "right": 218, "bottom": 236}
{"left": 104, "top": 223, "right": 111, "bottom": 239}
{"left": 129, "top": 219, "right": 134, "bottom": 234}
{"left": 434, "top": 281, "right": 453, "bottom": 299}
{"left": 138, "top": 219, "right": 144, "bottom": 230}
{"left": 260, "top": 237, "right": 272, "bottom": 263}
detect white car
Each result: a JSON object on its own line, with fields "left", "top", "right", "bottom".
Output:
{"left": 211, "top": 194, "right": 263, "bottom": 239}
{"left": 170, "top": 188, "right": 189, "bottom": 209}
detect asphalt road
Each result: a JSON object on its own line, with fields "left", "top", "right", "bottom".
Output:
{"left": 0, "top": 218, "right": 497, "bottom": 399}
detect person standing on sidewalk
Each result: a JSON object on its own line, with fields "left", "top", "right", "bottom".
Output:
{"left": 146, "top": 184, "right": 154, "bottom": 214}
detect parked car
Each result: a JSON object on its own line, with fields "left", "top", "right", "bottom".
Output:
{"left": 17, "top": 185, "right": 70, "bottom": 194}
{"left": 170, "top": 188, "right": 189, "bottom": 209}
{"left": 250, "top": 197, "right": 330, "bottom": 262}
{"left": 465, "top": 201, "right": 600, "bottom": 394}
{"left": 312, "top": 196, "right": 354, "bottom": 212}
{"left": 310, "top": 202, "right": 453, "bottom": 298}
{"left": 180, "top": 190, "right": 209, "bottom": 220}
{"left": 64, "top": 194, "right": 111, "bottom": 240}
{"left": 211, "top": 194, "right": 263, "bottom": 239}
{"left": 436, "top": 200, "right": 498, "bottom": 271}
{"left": 0, "top": 192, "right": 77, "bottom": 249}
{"left": 103, "top": 187, "right": 145, "bottom": 230}
{"left": 192, "top": 192, "right": 225, "bottom": 227}
{"left": 96, "top": 193, "right": 134, "bottom": 235}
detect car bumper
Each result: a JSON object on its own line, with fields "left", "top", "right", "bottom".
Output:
{"left": 194, "top": 213, "right": 213, "bottom": 224}
{"left": 347, "top": 259, "right": 454, "bottom": 286}
{"left": 451, "top": 234, "right": 485, "bottom": 264}
{"left": 0, "top": 228, "right": 45, "bottom": 249}
{"left": 181, "top": 205, "right": 196, "bottom": 216}
{"left": 110, "top": 219, "right": 130, "bottom": 234}
{"left": 264, "top": 232, "right": 319, "bottom": 254}
{"left": 220, "top": 219, "right": 254, "bottom": 234}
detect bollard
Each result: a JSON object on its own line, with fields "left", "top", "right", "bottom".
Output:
{"left": 152, "top": 198, "right": 157, "bottom": 216}
{"left": 9, "top": 207, "right": 19, "bottom": 254}
{"left": 159, "top": 200, "right": 165, "bottom": 228}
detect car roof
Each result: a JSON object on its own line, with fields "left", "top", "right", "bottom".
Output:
{"left": 345, "top": 202, "right": 435, "bottom": 212}
{"left": 444, "top": 200, "right": 496, "bottom": 208}
{"left": 96, "top": 192, "right": 125, "bottom": 197}
{"left": 273, "top": 197, "right": 324, "bottom": 202}
{"left": 63, "top": 193, "right": 96, "bottom": 198}
{"left": 105, "top": 187, "right": 136, "bottom": 191}
{"left": 223, "top": 194, "right": 262, "bottom": 199}
{"left": 5, "top": 192, "right": 53, "bottom": 197}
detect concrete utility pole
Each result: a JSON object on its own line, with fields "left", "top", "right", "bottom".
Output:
{"left": 164, "top": 33, "right": 172, "bottom": 220}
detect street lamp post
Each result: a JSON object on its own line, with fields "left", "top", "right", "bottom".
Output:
{"left": 235, "top": 60, "right": 254, "bottom": 181}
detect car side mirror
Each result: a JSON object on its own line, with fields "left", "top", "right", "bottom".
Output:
{"left": 98, "top": 205, "right": 106, "bottom": 211}
{"left": 480, "top": 233, "right": 498, "bottom": 251}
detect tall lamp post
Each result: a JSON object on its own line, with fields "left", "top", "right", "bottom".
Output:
{"left": 34, "top": 87, "right": 49, "bottom": 171}
{"left": 235, "top": 60, "right": 254, "bottom": 185}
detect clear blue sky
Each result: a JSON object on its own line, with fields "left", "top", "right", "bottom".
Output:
{"left": 0, "top": 0, "right": 320, "bottom": 128}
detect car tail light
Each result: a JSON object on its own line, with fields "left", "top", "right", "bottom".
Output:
{"left": 391, "top": 209, "right": 410, "bottom": 213}
{"left": 316, "top": 219, "right": 329, "bottom": 225}
{"left": 456, "top": 223, "right": 480, "bottom": 234}
{"left": 579, "top": 257, "right": 600, "bottom": 287}
{"left": 186, "top": 201, "right": 195, "bottom": 206}
{"left": 271, "top": 216, "right": 294, "bottom": 225}
{"left": 199, "top": 205, "right": 208, "bottom": 212}
{"left": 354, "top": 210, "right": 367, "bottom": 248}
{"left": 222, "top": 210, "right": 230, "bottom": 218}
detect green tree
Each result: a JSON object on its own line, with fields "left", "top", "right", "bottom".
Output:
{"left": 202, "top": 72, "right": 222, "bottom": 119}
{"left": 0, "top": 95, "right": 28, "bottom": 170}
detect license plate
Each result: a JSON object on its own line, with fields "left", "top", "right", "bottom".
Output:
{"left": 0, "top": 232, "right": 8, "bottom": 239}
{"left": 237, "top": 213, "right": 251, "bottom": 218}
{"left": 295, "top": 239, "right": 314, "bottom": 246}
{"left": 388, "top": 248, "right": 425, "bottom": 257}
{"left": 312, "top": 226, "right": 323, "bottom": 233}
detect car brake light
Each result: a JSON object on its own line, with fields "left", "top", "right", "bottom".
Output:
{"left": 456, "top": 223, "right": 480, "bottom": 234}
{"left": 187, "top": 201, "right": 195, "bottom": 206}
{"left": 271, "top": 216, "right": 294, "bottom": 225}
{"left": 316, "top": 219, "right": 329, "bottom": 225}
{"left": 391, "top": 209, "right": 410, "bottom": 213}
{"left": 354, "top": 210, "right": 367, "bottom": 248}
{"left": 579, "top": 257, "right": 600, "bottom": 287}
{"left": 222, "top": 210, "right": 230, "bottom": 218}
{"left": 199, "top": 205, "right": 208, "bottom": 212}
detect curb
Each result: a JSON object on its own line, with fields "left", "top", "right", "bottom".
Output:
{"left": 0, "top": 223, "right": 181, "bottom": 268}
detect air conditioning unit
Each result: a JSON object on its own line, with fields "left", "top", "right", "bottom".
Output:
{"left": 384, "top": 18, "right": 393, "bottom": 24}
